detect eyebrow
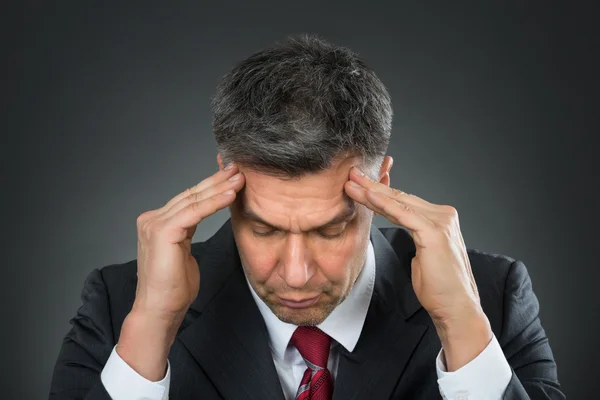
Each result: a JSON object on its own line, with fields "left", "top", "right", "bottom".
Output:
{"left": 241, "top": 197, "right": 357, "bottom": 232}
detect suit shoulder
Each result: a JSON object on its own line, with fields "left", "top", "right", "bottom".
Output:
{"left": 466, "top": 248, "right": 519, "bottom": 291}
{"left": 98, "top": 259, "right": 138, "bottom": 286}
{"left": 465, "top": 249, "right": 527, "bottom": 336}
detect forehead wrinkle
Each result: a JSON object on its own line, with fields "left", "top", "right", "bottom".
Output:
{"left": 302, "top": 192, "right": 355, "bottom": 219}
{"left": 240, "top": 186, "right": 356, "bottom": 231}
{"left": 242, "top": 175, "right": 349, "bottom": 212}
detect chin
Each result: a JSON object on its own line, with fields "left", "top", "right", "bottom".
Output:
{"left": 269, "top": 302, "right": 336, "bottom": 326}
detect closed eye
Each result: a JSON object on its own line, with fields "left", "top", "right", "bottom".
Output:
{"left": 317, "top": 230, "right": 344, "bottom": 239}
{"left": 251, "top": 223, "right": 348, "bottom": 239}
{"left": 316, "top": 224, "right": 347, "bottom": 239}
{"left": 252, "top": 229, "right": 278, "bottom": 237}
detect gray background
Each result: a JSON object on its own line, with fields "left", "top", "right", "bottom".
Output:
{"left": 5, "top": 1, "right": 598, "bottom": 399}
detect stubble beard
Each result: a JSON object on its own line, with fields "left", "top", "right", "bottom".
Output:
{"left": 264, "top": 290, "right": 350, "bottom": 326}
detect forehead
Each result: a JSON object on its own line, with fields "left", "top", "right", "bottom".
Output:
{"left": 238, "top": 156, "right": 360, "bottom": 220}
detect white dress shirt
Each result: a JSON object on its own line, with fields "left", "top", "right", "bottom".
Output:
{"left": 101, "top": 239, "right": 512, "bottom": 400}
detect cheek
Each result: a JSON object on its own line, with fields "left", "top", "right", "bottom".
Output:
{"left": 311, "top": 239, "right": 356, "bottom": 277}
{"left": 313, "top": 227, "right": 368, "bottom": 280}
{"left": 235, "top": 229, "right": 279, "bottom": 282}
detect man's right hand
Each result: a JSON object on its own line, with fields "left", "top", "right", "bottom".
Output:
{"left": 116, "top": 163, "right": 245, "bottom": 381}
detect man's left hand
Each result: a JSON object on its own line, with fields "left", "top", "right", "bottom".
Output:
{"left": 345, "top": 166, "right": 493, "bottom": 371}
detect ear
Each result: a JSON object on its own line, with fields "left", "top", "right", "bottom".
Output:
{"left": 217, "top": 152, "right": 225, "bottom": 170}
{"left": 378, "top": 155, "right": 393, "bottom": 187}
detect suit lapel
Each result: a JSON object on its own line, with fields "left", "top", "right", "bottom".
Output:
{"left": 332, "top": 225, "right": 428, "bottom": 400}
{"left": 177, "top": 220, "right": 286, "bottom": 400}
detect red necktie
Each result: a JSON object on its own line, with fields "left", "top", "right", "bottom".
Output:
{"left": 290, "top": 326, "right": 333, "bottom": 400}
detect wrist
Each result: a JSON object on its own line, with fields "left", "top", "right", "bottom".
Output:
{"left": 130, "top": 288, "right": 192, "bottom": 322}
{"left": 130, "top": 298, "right": 189, "bottom": 327}
{"left": 116, "top": 309, "right": 183, "bottom": 381}
{"left": 433, "top": 307, "right": 493, "bottom": 372}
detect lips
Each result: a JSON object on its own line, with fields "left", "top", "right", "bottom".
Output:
{"left": 278, "top": 295, "right": 320, "bottom": 308}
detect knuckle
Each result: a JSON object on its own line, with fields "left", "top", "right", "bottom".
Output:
{"left": 192, "top": 188, "right": 211, "bottom": 203}
{"left": 136, "top": 213, "right": 147, "bottom": 228}
{"left": 441, "top": 205, "right": 458, "bottom": 217}
{"left": 136, "top": 210, "right": 154, "bottom": 229}
{"left": 181, "top": 192, "right": 198, "bottom": 208}
{"left": 441, "top": 210, "right": 454, "bottom": 221}
{"left": 138, "top": 220, "right": 156, "bottom": 241}
{"left": 390, "top": 187, "right": 403, "bottom": 197}
{"left": 189, "top": 200, "right": 203, "bottom": 213}
{"left": 396, "top": 201, "right": 411, "bottom": 212}
{"left": 183, "top": 187, "right": 195, "bottom": 199}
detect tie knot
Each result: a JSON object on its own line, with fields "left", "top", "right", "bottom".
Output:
{"left": 290, "top": 326, "right": 331, "bottom": 369}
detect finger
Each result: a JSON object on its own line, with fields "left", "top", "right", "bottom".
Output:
{"left": 345, "top": 180, "right": 432, "bottom": 217}
{"left": 163, "top": 188, "right": 240, "bottom": 237}
{"left": 348, "top": 167, "right": 440, "bottom": 211}
{"left": 161, "top": 172, "right": 245, "bottom": 221}
{"left": 160, "top": 164, "right": 239, "bottom": 213}
{"left": 365, "top": 189, "right": 436, "bottom": 234}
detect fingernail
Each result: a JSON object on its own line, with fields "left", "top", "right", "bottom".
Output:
{"left": 349, "top": 181, "right": 361, "bottom": 187}
{"left": 224, "top": 163, "right": 234, "bottom": 170}
{"left": 228, "top": 173, "right": 241, "bottom": 181}
{"left": 354, "top": 167, "right": 365, "bottom": 176}
{"left": 222, "top": 189, "right": 235, "bottom": 195}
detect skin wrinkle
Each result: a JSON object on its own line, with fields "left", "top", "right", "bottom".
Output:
{"left": 241, "top": 195, "right": 356, "bottom": 233}
{"left": 228, "top": 154, "right": 390, "bottom": 326}
{"left": 241, "top": 165, "right": 356, "bottom": 233}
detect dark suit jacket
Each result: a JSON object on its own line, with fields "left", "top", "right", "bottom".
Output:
{"left": 49, "top": 220, "right": 565, "bottom": 399}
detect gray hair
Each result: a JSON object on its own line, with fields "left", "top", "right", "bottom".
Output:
{"left": 211, "top": 33, "right": 393, "bottom": 180}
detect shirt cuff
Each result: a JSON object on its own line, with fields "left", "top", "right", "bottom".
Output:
{"left": 436, "top": 334, "right": 511, "bottom": 400}
{"left": 101, "top": 345, "right": 171, "bottom": 400}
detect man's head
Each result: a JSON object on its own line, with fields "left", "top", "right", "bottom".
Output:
{"left": 212, "top": 34, "right": 393, "bottom": 326}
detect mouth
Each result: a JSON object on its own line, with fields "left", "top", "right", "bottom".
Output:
{"left": 278, "top": 295, "right": 321, "bottom": 309}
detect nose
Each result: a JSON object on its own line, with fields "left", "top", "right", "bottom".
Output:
{"left": 277, "top": 233, "right": 314, "bottom": 289}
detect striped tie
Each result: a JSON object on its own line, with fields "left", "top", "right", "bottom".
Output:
{"left": 291, "top": 326, "right": 333, "bottom": 400}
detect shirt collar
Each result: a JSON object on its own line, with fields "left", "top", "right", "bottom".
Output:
{"left": 245, "top": 239, "right": 376, "bottom": 360}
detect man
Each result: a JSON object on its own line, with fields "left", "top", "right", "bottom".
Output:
{"left": 49, "top": 34, "right": 565, "bottom": 399}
